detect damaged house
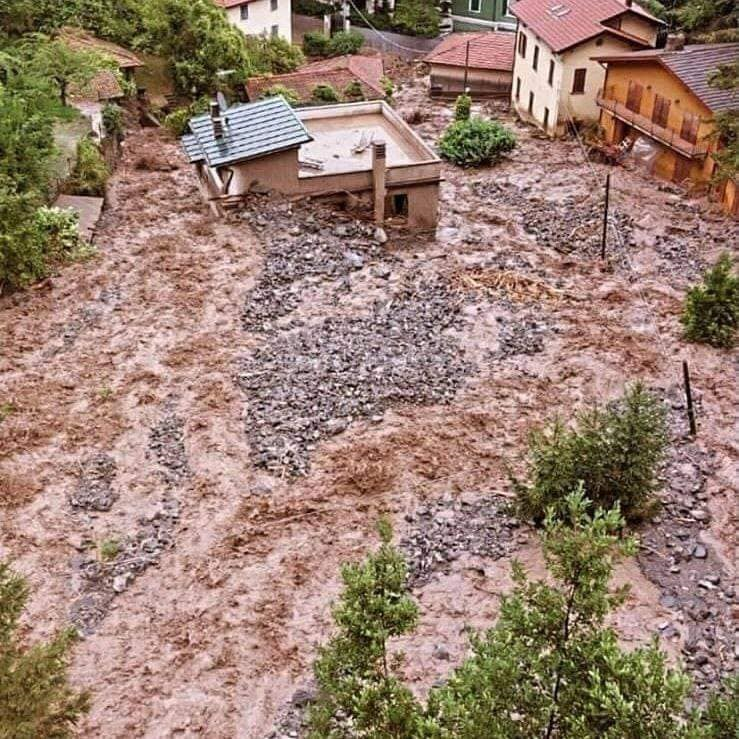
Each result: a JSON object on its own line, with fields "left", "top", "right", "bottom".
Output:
{"left": 181, "top": 96, "right": 442, "bottom": 228}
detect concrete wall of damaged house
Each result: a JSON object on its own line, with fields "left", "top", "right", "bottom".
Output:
{"left": 227, "top": 148, "right": 301, "bottom": 194}
{"left": 226, "top": 0, "right": 292, "bottom": 42}
{"left": 430, "top": 63, "right": 512, "bottom": 97}
{"left": 599, "top": 59, "right": 734, "bottom": 213}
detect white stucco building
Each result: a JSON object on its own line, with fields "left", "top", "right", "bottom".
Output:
{"left": 216, "top": 0, "right": 292, "bottom": 43}
{"left": 509, "top": 0, "right": 663, "bottom": 135}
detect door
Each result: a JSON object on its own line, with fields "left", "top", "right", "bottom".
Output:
{"left": 626, "top": 80, "right": 643, "bottom": 113}
{"left": 680, "top": 112, "right": 699, "bottom": 144}
{"left": 673, "top": 155, "right": 692, "bottom": 184}
{"left": 652, "top": 94, "right": 670, "bottom": 127}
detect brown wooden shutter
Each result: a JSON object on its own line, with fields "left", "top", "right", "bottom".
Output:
{"left": 626, "top": 80, "right": 643, "bottom": 112}
{"left": 651, "top": 94, "right": 670, "bottom": 127}
{"left": 680, "top": 112, "right": 699, "bottom": 144}
{"left": 572, "top": 68, "right": 586, "bottom": 94}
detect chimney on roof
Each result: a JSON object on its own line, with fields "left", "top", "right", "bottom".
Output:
{"left": 665, "top": 32, "right": 685, "bottom": 51}
{"left": 210, "top": 101, "right": 224, "bottom": 139}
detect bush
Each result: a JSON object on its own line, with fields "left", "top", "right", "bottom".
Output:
{"left": 252, "top": 36, "right": 305, "bottom": 74}
{"left": 67, "top": 137, "right": 109, "bottom": 197}
{"left": 681, "top": 253, "right": 739, "bottom": 348}
{"left": 304, "top": 30, "right": 364, "bottom": 57}
{"left": 293, "top": 0, "right": 331, "bottom": 16}
{"left": 102, "top": 102, "right": 124, "bottom": 138}
{"left": 260, "top": 84, "right": 300, "bottom": 106}
{"left": 343, "top": 80, "right": 364, "bottom": 100}
{"left": 0, "top": 560, "right": 90, "bottom": 737}
{"left": 391, "top": 0, "right": 440, "bottom": 37}
{"left": 326, "top": 29, "right": 364, "bottom": 56}
{"left": 0, "top": 185, "right": 47, "bottom": 292}
{"left": 381, "top": 75, "right": 394, "bottom": 100}
{"left": 438, "top": 116, "right": 516, "bottom": 167}
{"left": 33, "top": 206, "right": 85, "bottom": 262}
{"left": 163, "top": 98, "right": 209, "bottom": 136}
{"left": 312, "top": 83, "right": 340, "bottom": 103}
{"left": 308, "top": 519, "right": 421, "bottom": 737}
{"left": 513, "top": 383, "right": 668, "bottom": 523}
{"left": 454, "top": 93, "right": 471, "bottom": 121}
{"left": 302, "top": 30, "right": 330, "bottom": 57}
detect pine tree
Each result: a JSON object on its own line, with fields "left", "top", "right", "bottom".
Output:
{"left": 0, "top": 561, "right": 90, "bottom": 738}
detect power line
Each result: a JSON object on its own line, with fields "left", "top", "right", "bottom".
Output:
{"left": 345, "top": 0, "right": 432, "bottom": 56}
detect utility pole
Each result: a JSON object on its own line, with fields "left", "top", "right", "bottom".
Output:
{"left": 601, "top": 172, "right": 610, "bottom": 260}
{"left": 682, "top": 361, "right": 697, "bottom": 436}
{"left": 463, "top": 40, "right": 470, "bottom": 93}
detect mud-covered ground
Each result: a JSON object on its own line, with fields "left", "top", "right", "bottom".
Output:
{"left": 0, "top": 68, "right": 736, "bottom": 738}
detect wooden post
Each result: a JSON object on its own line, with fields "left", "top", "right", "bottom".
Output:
{"left": 372, "top": 140, "right": 387, "bottom": 225}
{"left": 682, "top": 360, "right": 697, "bottom": 436}
{"left": 463, "top": 40, "right": 470, "bottom": 93}
{"left": 601, "top": 173, "right": 610, "bottom": 260}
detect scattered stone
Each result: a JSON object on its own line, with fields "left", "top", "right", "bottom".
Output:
{"left": 692, "top": 544, "right": 707, "bottom": 559}
{"left": 70, "top": 452, "right": 117, "bottom": 511}
{"left": 239, "top": 277, "right": 470, "bottom": 475}
{"left": 148, "top": 412, "right": 189, "bottom": 485}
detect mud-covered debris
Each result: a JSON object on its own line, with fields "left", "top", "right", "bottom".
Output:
{"left": 239, "top": 277, "right": 471, "bottom": 475}
{"left": 70, "top": 452, "right": 117, "bottom": 511}
{"left": 148, "top": 412, "right": 189, "bottom": 485}
{"left": 401, "top": 495, "right": 523, "bottom": 587}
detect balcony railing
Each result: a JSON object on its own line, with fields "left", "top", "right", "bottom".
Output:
{"left": 596, "top": 91, "right": 709, "bottom": 159}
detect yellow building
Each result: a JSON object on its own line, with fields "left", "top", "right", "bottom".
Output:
{"left": 594, "top": 42, "right": 739, "bottom": 217}
{"left": 509, "top": 0, "right": 663, "bottom": 136}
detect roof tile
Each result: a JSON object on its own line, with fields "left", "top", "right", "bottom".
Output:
{"left": 424, "top": 32, "right": 515, "bottom": 71}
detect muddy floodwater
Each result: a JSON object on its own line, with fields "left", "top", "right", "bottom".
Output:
{"left": 0, "top": 69, "right": 736, "bottom": 737}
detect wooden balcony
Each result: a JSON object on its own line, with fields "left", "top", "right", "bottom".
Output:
{"left": 597, "top": 92, "right": 709, "bottom": 159}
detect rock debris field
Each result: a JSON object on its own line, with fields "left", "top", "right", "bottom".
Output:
{"left": 0, "top": 83, "right": 737, "bottom": 737}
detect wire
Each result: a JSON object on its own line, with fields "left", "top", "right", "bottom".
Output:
{"left": 345, "top": 0, "right": 435, "bottom": 56}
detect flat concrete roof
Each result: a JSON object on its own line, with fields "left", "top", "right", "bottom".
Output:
{"left": 296, "top": 101, "right": 439, "bottom": 177}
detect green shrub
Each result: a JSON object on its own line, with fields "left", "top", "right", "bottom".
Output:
{"left": 392, "top": 0, "right": 440, "bottom": 37}
{"left": 454, "top": 93, "right": 471, "bottom": 121}
{"left": 303, "top": 30, "right": 330, "bottom": 57}
{"left": 253, "top": 36, "right": 305, "bottom": 74}
{"left": 102, "top": 102, "right": 124, "bottom": 138}
{"left": 0, "top": 561, "right": 90, "bottom": 737}
{"left": 293, "top": 0, "right": 331, "bottom": 16}
{"left": 260, "top": 84, "right": 300, "bottom": 106}
{"left": 326, "top": 29, "right": 364, "bottom": 56}
{"left": 308, "top": 519, "right": 421, "bottom": 737}
{"left": 67, "top": 137, "right": 109, "bottom": 197}
{"left": 438, "top": 116, "right": 516, "bottom": 167}
{"left": 312, "top": 83, "right": 340, "bottom": 103}
{"left": 681, "top": 253, "right": 739, "bottom": 348}
{"left": 33, "top": 206, "right": 85, "bottom": 262}
{"left": 513, "top": 383, "right": 668, "bottom": 523}
{"left": 381, "top": 75, "right": 394, "bottom": 100}
{"left": 343, "top": 80, "right": 364, "bottom": 100}
{"left": 424, "top": 490, "right": 695, "bottom": 738}
{"left": 163, "top": 97, "right": 209, "bottom": 136}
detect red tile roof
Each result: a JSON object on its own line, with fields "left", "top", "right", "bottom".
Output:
{"left": 246, "top": 55, "right": 385, "bottom": 103}
{"left": 424, "top": 32, "right": 515, "bottom": 72}
{"left": 59, "top": 27, "right": 143, "bottom": 68}
{"left": 510, "top": 0, "right": 662, "bottom": 53}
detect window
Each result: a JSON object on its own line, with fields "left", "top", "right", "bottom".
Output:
{"left": 392, "top": 193, "right": 408, "bottom": 216}
{"left": 515, "top": 77, "right": 521, "bottom": 100}
{"left": 518, "top": 32, "right": 527, "bottom": 57}
{"left": 270, "top": 0, "right": 278, "bottom": 9}
{"left": 626, "top": 80, "right": 643, "bottom": 112}
{"left": 532, "top": 45, "right": 539, "bottom": 71}
{"left": 240, "top": 4, "right": 249, "bottom": 19}
{"left": 572, "top": 68, "right": 586, "bottom": 94}
{"left": 501, "top": 0, "right": 510, "bottom": 15}
{"left": 469, "top": 0, "right": 481, "bottom": 12}
{"left": 543, "top": 107, "right": 549, "bottom": 129}
{"left": 548, "top": 59, "right": 555, "bottom": 86}
{"left": 271, "top": 24, "right": 279, "bottom": 37}
{"left": 528, "top": 91, "right": 534, "bottom": 114}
